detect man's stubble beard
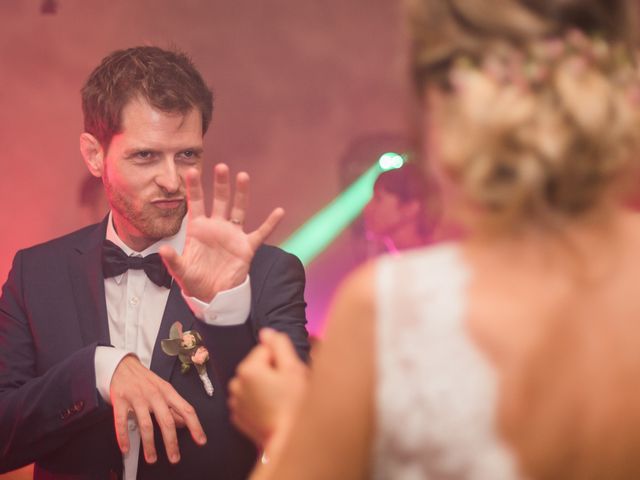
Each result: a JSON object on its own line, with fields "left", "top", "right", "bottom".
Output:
{"left": 103, "top": 178, "right": 187, "bottom": 242}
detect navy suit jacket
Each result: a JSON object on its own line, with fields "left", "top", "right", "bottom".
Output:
{"left": 0, "top": 219, "right": 309, "bottom": 479}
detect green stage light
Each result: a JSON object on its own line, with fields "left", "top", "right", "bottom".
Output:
{"left": 279, "top": 154, "right": 406, "bottom": 266}
{"left": 378, "top": 152, "right": 405, "bottom": 170}
{"left": 280, "top": 163, "right": 380, "bottom": 265}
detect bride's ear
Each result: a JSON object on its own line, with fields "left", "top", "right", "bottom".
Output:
{"left": 80, "top": 133, "right": 104, "bottom": 177}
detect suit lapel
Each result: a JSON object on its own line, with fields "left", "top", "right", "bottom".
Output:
{"left": 68, "top": 218, "right": 111, "bottom": 346}
{"left": 67, "top": 216, "right": 198, "bottom": 382}
{"left": 149, "top": 282, "right": 197, "bottom": 382}
{"left": 66, "top": 216, "right": 202, "bottom": 385}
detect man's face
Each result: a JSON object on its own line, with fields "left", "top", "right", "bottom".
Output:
{"left": 102, "top": 97, "right": 204, "bottom": 251}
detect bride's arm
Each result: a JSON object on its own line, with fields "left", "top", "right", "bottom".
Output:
{"left": 250, "top": 261, "right": 377, "bottom": 480}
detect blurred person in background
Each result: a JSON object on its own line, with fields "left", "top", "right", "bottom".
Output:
{"left": 363, "top": 163, "right": 440, "bottom": 254}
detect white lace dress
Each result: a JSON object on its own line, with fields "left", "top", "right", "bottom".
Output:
{"left": 372, "top": 244, "right": 520, "bottom": 480}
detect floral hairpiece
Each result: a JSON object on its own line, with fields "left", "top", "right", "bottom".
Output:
{"left": 161, "top": 322, "right": 214, "bottom": 396}
{"left": 449, "top": 29, "right": 640, "bottom": 98}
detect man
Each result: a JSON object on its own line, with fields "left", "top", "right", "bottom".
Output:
{"left": 0, "top": 46, "right": 309, "bottom": 479}
{"left": 363, "top": 163, "right": 440, "bottom": 254}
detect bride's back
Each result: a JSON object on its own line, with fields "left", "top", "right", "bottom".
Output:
{"left": 372, "top": 211, "right": 640, "bottom": 480}
{"left": 466, "top": 210, "right": 640, "bottom": 363}
{"left": 462, "top": 211, "right": 640, "bottom": 479}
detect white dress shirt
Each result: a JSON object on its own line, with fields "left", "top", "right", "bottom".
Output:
{"left": 94, "top": 213, "right": 250, "bottom": 480}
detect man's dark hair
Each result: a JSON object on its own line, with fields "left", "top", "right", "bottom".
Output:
{"left": 374, "top": 162, "right": 441, "bottom": 236}
{"left": 81, "top": 46, "right": 213, "bottom": 149}
{"left": 374, "top": 163, "right": 428, "bottom": 204}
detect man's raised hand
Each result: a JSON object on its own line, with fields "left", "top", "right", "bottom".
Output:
{"left": 159, "top": 163, "right": 284, "bottom": 302}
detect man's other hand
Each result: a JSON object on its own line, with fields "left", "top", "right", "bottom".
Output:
{"left": 110, "top": 355, "right": 207, "bottom": 464}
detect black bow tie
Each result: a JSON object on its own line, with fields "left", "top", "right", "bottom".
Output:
{"left": 102, "top": 240, "right": 172, "bottom": 288}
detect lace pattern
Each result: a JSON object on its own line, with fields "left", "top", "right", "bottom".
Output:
{"left": 372, "top": 244, "right": 519, "bottom": 480}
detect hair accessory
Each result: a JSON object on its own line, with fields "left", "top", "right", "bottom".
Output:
{"left": 449, "top": 29, "right": 639, "bottom": 99}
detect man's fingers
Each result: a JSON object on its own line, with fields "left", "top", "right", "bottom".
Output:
{"left": 133, "top": 404, "right": 158, "bottom": 464}
{"left": 186, "top": 168, "right": 205, "bottom": 219}
{"left": 110, "top": 357, "right": 205, "bottom": 467}
{"left": 212, "top": 163, "right": 231, "bottom": 218}
{"left": 113, "top": 402, "right": 131, "bottom": 454}
{"left": 229, "top": 172, "right": 250, "bottom": 227}
{"left": 164, "top": 389, "right": 207, "bottom": 446}
{"left": 248, "top": 207, "right": 285, "bottom": 250}
{"left": 159, "top": 245, "right": 185, "bottom": 280}
{"left": 170, "top": 408, "right": 187, "bottom": 429}
{"left": 149, "top": 396, "right": 181, "bottom": 464}
{"left": 259, "top": 328, "right": 301, "bottom": 370}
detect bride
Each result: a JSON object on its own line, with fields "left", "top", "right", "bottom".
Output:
{"left": 229, "top": 1, "right": 640, "bottom": 478}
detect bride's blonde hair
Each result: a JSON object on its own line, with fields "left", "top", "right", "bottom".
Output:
{"left": 406, "top": 1, "right": 640, "bottom": 478}
{"left": 407, "top": 0, "right": 640, "bottom": 231}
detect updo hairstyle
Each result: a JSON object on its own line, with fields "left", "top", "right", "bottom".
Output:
{"left": 406, "top": 0, "right": 640, "bottom": 230}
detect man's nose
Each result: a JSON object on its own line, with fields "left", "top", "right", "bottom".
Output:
{"left": 155, "top": 159, "right": 181, "bottom": 193}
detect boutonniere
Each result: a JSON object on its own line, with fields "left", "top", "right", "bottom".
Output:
{"left": 161, "top": 322, "right": 214, "bottom": 396}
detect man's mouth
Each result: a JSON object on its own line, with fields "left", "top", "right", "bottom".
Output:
{"left": 151, "top": 198, "right": 185, "bottom": 210}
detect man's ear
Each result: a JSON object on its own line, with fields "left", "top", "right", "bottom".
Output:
{"left": 80, "top": 133, "right": 105, "bottom": 177}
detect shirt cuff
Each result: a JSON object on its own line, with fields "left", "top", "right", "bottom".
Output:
{"left": 94, "top": 346, "right": 134, "bottom": 403}
{"left": 183, "top": 275, "right": 251, "bottom": 326}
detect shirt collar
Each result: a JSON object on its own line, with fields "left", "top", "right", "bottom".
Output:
{"left": 105, "top": 211, "right": 187, "bottom": 282}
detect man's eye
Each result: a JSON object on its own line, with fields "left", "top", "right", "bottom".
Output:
{"left": 136, "top": 151, "right": 153, "bottom": 159}
{"left": 179, "top": 150, "right": 200, "bottom": 163}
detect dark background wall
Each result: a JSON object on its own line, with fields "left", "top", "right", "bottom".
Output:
{"left": 0, "top": 0, "right": 413, "bottom": 335}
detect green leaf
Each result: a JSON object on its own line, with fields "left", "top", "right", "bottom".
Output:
{"left": 169, "top": 322, "right": 183, "bottom": 340}
{"left": 161, "top": 338, "right": 181, "bottom": 356}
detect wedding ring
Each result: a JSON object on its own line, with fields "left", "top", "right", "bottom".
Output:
{"left": 230, "top": 218, "right": 243, "bottom": 225}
